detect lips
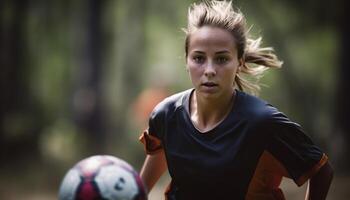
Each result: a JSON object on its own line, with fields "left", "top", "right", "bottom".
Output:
{"left": 202, "top": 82, "right": 218, "bottom": 87}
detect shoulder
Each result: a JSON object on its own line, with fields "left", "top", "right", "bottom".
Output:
{"left": 150, "top": 89, "right": 191, "bottom": 120}
{"left": 237, "top": 91, "right": 277, "bottom": 121}
{"left": 237, "top": 90, "right": 298, "bottom": 128}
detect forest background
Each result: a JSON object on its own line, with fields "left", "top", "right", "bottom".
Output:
{"left": 1, "top": 0, "right": 349, "bottom": 199}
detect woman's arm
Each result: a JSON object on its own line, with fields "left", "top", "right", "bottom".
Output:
{"left": 140, "top": 150, "right": 168, "bottom": 194}
{"left": 305, "top": 161, "right": 334, "bottom": 200}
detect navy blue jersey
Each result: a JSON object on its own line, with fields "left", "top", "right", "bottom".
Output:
{"left": 139, "top": 89, "right": 327, "bottom": 200}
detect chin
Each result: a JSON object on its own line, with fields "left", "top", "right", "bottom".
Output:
{"left": 197, "top": 89, "right": 221, "bottom": 99}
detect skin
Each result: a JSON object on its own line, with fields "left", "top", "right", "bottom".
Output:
{"left": 140, "top": 150, "right": 167, "bottom": 194}
{"left": 305, "top": 162, "right": 334, "bottom": 200}
{"left": 140, "top": 25, "right": 333, "bottom": 199}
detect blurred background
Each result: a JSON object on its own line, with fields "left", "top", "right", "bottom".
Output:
{"left": 1, "top": 0, "right": 349, "bottom": 199}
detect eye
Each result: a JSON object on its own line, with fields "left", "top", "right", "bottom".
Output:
{"left": 192, "top": 55, "right": 205, "bottom": 64}
{"left": 216, "top": 56, "right": 228, "bottom": 64}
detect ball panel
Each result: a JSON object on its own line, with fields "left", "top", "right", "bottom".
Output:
{"left": 103, "top": 155, "right": 134, "bottom": 171}
{"left": 77, "top": 156, "right": 113, "bottom": 178}
{"left": 58, "top": 169, "right": 81, "bottom": 200}
{"left": 95, "top": 165, "right": 138, "bottom": 200}
{"left": 76, "top": 180, "right": 101, "bottom": 200}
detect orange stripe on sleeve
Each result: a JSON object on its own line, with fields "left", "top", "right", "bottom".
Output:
{"left": 139, "top": 130, "right": 163, "bottom": 155}
{"left": 295, "top": 153, "right": 328, "bottom": 186}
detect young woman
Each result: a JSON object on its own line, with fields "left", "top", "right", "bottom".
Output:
{"left": 139, "top": 1, "right": 333, "bottom": 199}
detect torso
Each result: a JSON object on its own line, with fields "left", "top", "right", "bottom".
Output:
{"left": 147, "top": 88, "right": 324, "bottom": 200}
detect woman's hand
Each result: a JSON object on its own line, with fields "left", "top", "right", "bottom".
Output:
{"left": 305, "top": 162, "right": 334, "bottom": 200}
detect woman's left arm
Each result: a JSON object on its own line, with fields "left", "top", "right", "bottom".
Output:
{"left": 305, "top": 161, "right": 334, "bottom": 200}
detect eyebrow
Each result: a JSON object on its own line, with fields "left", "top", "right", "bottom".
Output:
{"left": 215, "top": 50, "right": 231, "bottom": 54}
{"left": 191, "top": 50, "right": 231, "bottom": 54}
{"left": 192, "top": 51, "right": 205, "bottom": 54}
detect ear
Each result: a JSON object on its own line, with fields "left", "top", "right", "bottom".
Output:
{"left": 238, "top": 58, "right": 244, "bottom": 72}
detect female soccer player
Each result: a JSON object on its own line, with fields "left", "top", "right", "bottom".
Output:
{"left": 139, "top": 1, "right": 333, "bottom": 199}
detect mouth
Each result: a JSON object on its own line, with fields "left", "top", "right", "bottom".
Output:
{"left": 201, "top": 82, "right": 218, "bottom": 87}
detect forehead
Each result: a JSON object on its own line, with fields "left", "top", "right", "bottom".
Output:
{"left": 188, "top": 26, "right": 237, "bottom": 52}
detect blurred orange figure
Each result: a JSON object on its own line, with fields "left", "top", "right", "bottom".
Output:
{"left": 131, "top": 87, "right": 169, "bottom": 129}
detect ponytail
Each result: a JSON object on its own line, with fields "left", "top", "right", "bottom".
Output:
{"left": 236, "top": 37, "right": 283, "bottom": 95}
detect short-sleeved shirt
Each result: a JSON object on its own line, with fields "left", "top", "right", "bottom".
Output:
{"left": 139, "top": 89, "right": 328, "bottom": 200}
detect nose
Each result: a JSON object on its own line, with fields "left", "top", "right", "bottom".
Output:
{"left": 204, "top": 61, "right": 216, "bottom": 77}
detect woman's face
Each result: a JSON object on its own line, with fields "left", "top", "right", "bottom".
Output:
{"left": 186, "top": 26, "right": 241, "bottom": 99}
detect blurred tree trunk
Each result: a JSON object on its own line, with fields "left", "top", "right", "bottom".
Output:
{"left": 0, "top": 0, "right": 41, "bottom": 163}
{"left": 333, "top": 0, "right": 350, "bottom": 172}
{"left": 72, "top": 0, "right": 107, "bottom": 153}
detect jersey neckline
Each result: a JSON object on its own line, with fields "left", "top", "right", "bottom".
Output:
{"left": 182, "top": 88, "right": 241, "bottom": 137}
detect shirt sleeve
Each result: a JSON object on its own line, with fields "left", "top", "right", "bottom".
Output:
{"left": 139, "top": 109, "right": 164, "bottom": 155}
{"left": 265, "top": 110, "right": 328, "bottom": 186}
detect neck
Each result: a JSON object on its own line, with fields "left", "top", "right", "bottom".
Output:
{"left": 190, "top": 89, "right": 235, "bottom": 132}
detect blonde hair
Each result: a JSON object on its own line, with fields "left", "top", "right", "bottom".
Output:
{"left": 184, "top": 0, "right": 283, "bottom": 95}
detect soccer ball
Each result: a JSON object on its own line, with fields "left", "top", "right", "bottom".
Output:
{"left": 58, "top": 155, "right": 147, "bottom": 200}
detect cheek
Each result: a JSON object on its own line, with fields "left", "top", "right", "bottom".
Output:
{"left": 188, "top": 67, "right": 200, "bottom": 77}
{"left": 221, "top": 72, "right": 235, "bottom": 82}
{"left": 187, "top": 66, "right": 203, "bottom": 82}
{"left": 187, "top": 61, "right": 202, "bottom": 74}
{"left": 219, "top": 66, "right": 238, "bottom": 81}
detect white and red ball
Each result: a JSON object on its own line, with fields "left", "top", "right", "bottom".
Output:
{"left": 58, "top": 155, "right": 147, "bottom": 200}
